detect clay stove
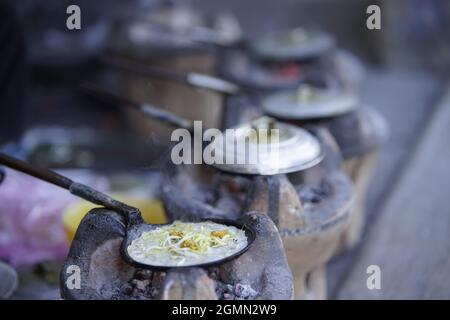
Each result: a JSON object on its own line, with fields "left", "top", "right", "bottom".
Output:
{"left": 230, "top": 27, "right": 387, "bottom": 250}
{"left": 161, "top": 122, "right": 354, "bottom": 299}
{"left": 261, "top": 89, "right": 387, "bottom": 250}
{"left": 60, "top": 209, "right": 293, "bottom": 300}
{"left": 217, "top": 26, "right": 382, "bottom": 251}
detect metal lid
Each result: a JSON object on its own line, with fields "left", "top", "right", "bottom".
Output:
{"left": 208, "top": 117, "right": 324, "bottom": 175}
{"left": 251, "top": 28, "right": 335, "bottom": 61}
{"left": 118, "top": 7, "right": 242, "bottom": 54}
{"left": 218, "top": 49, "right": 303, "bottom": 91}
{"left": 262, "top": 84, "right": 359, "bottom": 120}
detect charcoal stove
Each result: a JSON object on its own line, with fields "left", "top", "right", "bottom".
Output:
{"left": 217, "top": 47, "right": 306, "bottom": 92}
{"left": 82, "top": 28, "right": 356, "bottom": 298}
{"left": 161, "top": 118, "right": 354, "bottom": 299}
{"left": 261, "top": 84, "right": 387, "bottom": 250}
{"left": 217, "top": 27, "right": 347, "bottom": 94}
{"left": 60, "top": 209, "right": 293, "bottom": 300}
{"left": 219, "top": 26, "right": 386, "bottom": 250}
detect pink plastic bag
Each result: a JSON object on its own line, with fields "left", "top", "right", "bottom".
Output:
{"left": 0, "top": 168, "right": 107, "bottom": 266}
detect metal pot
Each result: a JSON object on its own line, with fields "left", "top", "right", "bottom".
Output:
{"left": 109, "top": 4, "right": 243, "bottom": 141}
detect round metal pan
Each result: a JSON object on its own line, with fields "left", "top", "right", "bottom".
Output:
{"left": 120, "top": 218, "right": 256, "bottom": 271}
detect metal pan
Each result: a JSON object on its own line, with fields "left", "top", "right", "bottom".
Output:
{"left": 120, "top": 218, "right": 256, "bottom": 271}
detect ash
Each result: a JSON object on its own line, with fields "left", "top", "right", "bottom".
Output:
{"left": 209, "top": 174, "right": 332, "bottom": 213}
{"left": 215, "top": 282, "right": 258, "bottom": 300}
{"left": 119, "top": 270, "right": 166, "bottom": 300}
{"left": 208, "top": 268, "right": 258, "bottom": 300}
{"left": 115, "top": 267, "right": 258, "bottom": 300}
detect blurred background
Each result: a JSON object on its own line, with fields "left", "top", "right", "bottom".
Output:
{"left": 0, "top": 0, "right": 449, "bottom": 300}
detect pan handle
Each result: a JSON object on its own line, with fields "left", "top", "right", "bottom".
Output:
{"left": 185, "top": 72, "right": 240, "bottom": 95}
{"left": 0, "top": 153, "right": 72, "bottom": 189}
{"left": 82, "top": 83, "right": 195, "bottom": 132}
{"left": 102, "top": 56, "right": 240, "bottom": 95}
{"left": 0, "top": 154, "right": 140, "bottom": 220}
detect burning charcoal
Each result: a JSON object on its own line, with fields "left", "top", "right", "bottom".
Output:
{"left": 226, "top": 284, "right": 234, "bottom": 293}
{"left": 130, "top": 279, "right": 139, "bottom": 287}
{"left": 120, "top": 283, "right": 133, "bottom": 295}
{"left": 146, "top": 287, "right": 160, "bottom": 299}
{"left": 225, "top": 178, "right": 243, "bottom": 193}
{"left": 135, "top": 269, "right": 152, "bottom": 280}
{"left": 131, "top": 287, "right": 144, "bottom": 297}
{"left": 223, "top": 292, "right": 234, "bottom": 300}
{"left": 150, "top": 272, "right": 166, "bottom": 286}
{"left": 135, "top": 279, "right": 150, "bottom": 291}
{"left": 215, "top": 283, "right": 236, "bottom": 300}
{"left": 234, "top": 283, "right": 258, "bottom": 300}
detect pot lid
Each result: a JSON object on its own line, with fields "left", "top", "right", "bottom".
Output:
{"left": 261, "top": 84, "right": 359, "bottom": 120}
{"left": 125, "top": 22, "right": 201, "bottom": 52}
{"left": 148, "top": 6, "right": 242, "bottom": 46}
{"left": 118, "top": 6, "right": 241, "bottom": 54}
{"left": 208, "top": 117, "right": 324, "bottom": 175}
{"left": 251, "top": 28, "right": 335, "bottom": 61}
{"left": 219, "top": 49, "right": 303, "bottom": 91}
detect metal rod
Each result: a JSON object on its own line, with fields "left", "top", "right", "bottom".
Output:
{"left": 0, "top": 153, "right": 73, "bottom": 189}
{"left": 82, "top": 83, "right": 194, "bottom": 132}
{"left": 0, "top": 153, "right": 137, "bottom": 214}
{"left": 104, "top": 56, "right": 185, "bottom": 83}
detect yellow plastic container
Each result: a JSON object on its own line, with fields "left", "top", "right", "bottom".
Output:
{"left": 62, "top": 195, "right": 167, "bottom": 243}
